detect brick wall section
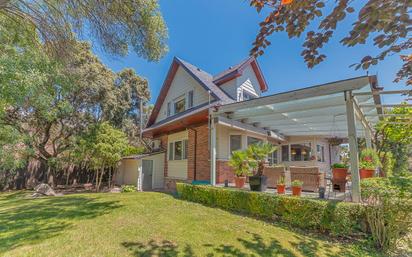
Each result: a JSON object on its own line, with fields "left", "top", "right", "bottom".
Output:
{"left": 216, "top": 160, "right": 235, "bottom": 184}
{"left": 159, "top": 135, "right": 169, "bottom": 178}
{"left": 187, "top": 123, "right": 211, "bottom": 182}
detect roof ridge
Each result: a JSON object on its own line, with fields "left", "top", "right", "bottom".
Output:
{"left": 213, "top": 56, "right": 254, "bottom": 80}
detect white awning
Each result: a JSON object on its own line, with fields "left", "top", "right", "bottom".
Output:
{"left": 213, "top": 76, "right": 380, "bottom": 138}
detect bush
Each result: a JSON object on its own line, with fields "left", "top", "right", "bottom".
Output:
{"left": 121, "top": 185, "right": 137, "bottom": 193}
{"left": 361, "top": 177, "right": 412, "bottom": 252}
{"left": 176, "top": 183, "right": 366, "bottom": 237}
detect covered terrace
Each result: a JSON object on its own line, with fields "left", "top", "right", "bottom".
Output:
{"left": 209, "top": 75, "right": 410, "bottom": 202}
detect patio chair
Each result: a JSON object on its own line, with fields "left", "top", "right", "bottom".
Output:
{"left": 289, "top": 166, "right": 324, "bottom": 192}
{"left": 263, "top": 166, "right": 286, "bottom": 188}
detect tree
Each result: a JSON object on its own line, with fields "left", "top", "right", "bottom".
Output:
{"left": 76, "top": 122, "right": 138, "bottom": 191}
{"left": 0, "top": 0, "right": 168, "bottom": 61}
{"left": 249, "top": 0, "right": 411, "bottom": 87}
{"left": 375, "top": 104, "right": 412, "bottom": 175}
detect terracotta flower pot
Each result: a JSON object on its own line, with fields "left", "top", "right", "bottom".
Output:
{"left": 277, "top": 184, "right": 285, "bottom": 194}
{"left": 292, "top": 186, "right": 302, "bottom": 196}
{"left": 234, "top": 176, "right": 246, "bottom": 188}
{"left": 360, "top": 169, "right": 375, "bottom": 179}
{"left": 332, "top": 168, "right": 348, "bottom": 182}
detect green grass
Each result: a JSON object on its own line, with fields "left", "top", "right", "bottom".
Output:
{"left": 0, "top": 191, "right": 382, "bottom": 257}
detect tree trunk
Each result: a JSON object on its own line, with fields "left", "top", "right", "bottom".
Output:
{"left": 108, "top": 167, "right": 112, "bottom": 188}
{"left": 95, "top": 168, "right": 99, "bottom": 192}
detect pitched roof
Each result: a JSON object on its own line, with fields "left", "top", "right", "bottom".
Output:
{"left": 146, "top": 57, "right": 233, "bottom": 127}
{"left": 213, "top": 57, "right": 268, "bottom": 92}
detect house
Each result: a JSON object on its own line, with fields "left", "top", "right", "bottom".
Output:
{"left": 118, "top": 56, "right": 382, "bottom": 192}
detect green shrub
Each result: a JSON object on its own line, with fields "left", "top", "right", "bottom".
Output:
{"left": 176, "top": 183, "right": 365, "bottom": 237}
{"left": 361, "top": 177, "right": 412, "bottom": 252}
{"left": 331, "top": 163, "right": 348, "bottom": 169}
{"left": 121, "top": 185, "right": 137, "bottom": 193}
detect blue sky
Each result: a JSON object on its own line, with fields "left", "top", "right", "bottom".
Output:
{"left": 96, "top": 0, "right": 408, "bottom": 105}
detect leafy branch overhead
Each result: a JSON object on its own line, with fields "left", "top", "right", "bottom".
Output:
{"left": 249, "top": 0, "right": 411, "bottom": 86}
{"left": 0, "top": 0, "right": 168, "bottom": 61}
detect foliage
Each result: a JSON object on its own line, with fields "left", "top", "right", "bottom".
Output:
{"left": 0, "top": 0, "right": 168, "bottom": 61}
{"left": 0, "top": 20, "right": 151, "bottom": 187}
{"left": 291, "top": 180, "right": 303, "bottom": 187}
{"left": 375, "top": 105, "right": 412, "bottom": 175}
{"left": 121, "top": 185, "right": 137, "bottom": 193}
{"left": 277, "top": 175, "right": 285, "bottom": 185}
{"left": 248, "top": 0, "right": 412, "bottom": 86}
{"left": 246, "top": 142, "right": 277, "bottom": 176}
{"left": 228, "top": 150, "right": 253, "bottom": 177}
{"left": 331, "top": 163, "right": 349, "bottom": 169}
{"left": 359, "top": 148, "right": 381, "bottom": 170}
{"left": 76, "top": 122, "right": 132, "bottom": 191}
{"left": 361, "top": 177, "right": 412, "bottom": 252}
{"left": 176, "top": 183, "right": 366, "bottom": 237}
{"left": 379, "top": 151, "right": 394, "bottom": 177}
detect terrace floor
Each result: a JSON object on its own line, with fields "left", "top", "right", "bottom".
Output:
{"left": 215, "top": 183, "right": 352, "bottom": 201}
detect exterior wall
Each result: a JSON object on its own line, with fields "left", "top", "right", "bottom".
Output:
{"left": 216, "top": 160, "right": 234, "bottom": 184}
{"left": 116, "top": 159, "right": 139, "bottom": 186}
{"left": 155, "top": 66, "right": 213, "bottom": 123}
{"left": 237, "top": 65, "right": 262, "bottom": 98}
{"left": 219, "top": 65, "right": 262, "bottom": 101}
{"left": 141, "top": 153, "right": 165, "bottom": 189}
{"left": 167, "top": 130, "right": 188, "bottom": 179}
{"left": 278, "top": 136, "right": 331, "bottom": 174}
{"left": 216, "top": 124, "right": 268, "bottom": 160}
{"left": 187, "top": 123, "right": 210, "bottom": 182}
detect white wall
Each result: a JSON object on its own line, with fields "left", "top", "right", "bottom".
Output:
{"left": 141, "top": 153, "right": 165, "bottom": 189}
{"left": 167, "top": 130, "right": 188, "bottom": 179}
{"left": 219, "top": 65, "right": 262, "bottom": 101}
{"left": 156, "top": 66, "right": 213, "bottom": 123}
{"left": 116, "top": 159, "right": 139, "bottom": 186}
{"left": 216, "top": 124, "right": 267, "bottom": 160}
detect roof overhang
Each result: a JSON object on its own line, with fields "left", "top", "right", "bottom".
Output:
{"left": 214, "top": 76, "right": 381, "bottom": 138}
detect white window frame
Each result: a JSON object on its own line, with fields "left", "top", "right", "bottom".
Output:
{"left": 173, "top": 95, "right": 186, "bottom": 115}
{"left": 229, "top": 134, "right": 242, "bottom": 156}
{"left": 168, "top": 139, "right": 188, "bottom": 161}
{"left": 187, "top": 90, "right": 194, "bottom": 109}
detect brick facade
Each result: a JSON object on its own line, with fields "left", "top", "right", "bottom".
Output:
{"left": 216, "top": 160, "right": 235, "bottom": 184}
{"left": 188, "top": 123, "right": 210, "bottom": 182}
{"left": 155, "top": 123, "right": 236, "bottom": 190}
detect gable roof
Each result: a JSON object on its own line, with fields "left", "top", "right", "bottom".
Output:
{"left": 146, "top": 57, "right": 234, "bottom": 127}
{"left": 213, "top": 57, "right": 268, "bottom": 92}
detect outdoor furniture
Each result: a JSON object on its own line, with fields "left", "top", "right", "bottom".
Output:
{"left": 289, "top": 166, "right": 324, "bottom": 192}
{"left": 263, "top": 166, "right": 286, "bottom": 188}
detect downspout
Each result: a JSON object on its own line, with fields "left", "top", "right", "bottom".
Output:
{"left": 187, "top": 127, "right": 197, "bottom": 181}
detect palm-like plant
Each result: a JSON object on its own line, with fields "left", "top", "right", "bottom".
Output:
{"left": 247, "top": 142, "right": 277, "bottom": 176}
{"left": 228, "top": 150, "right": 252, "bottom": 177}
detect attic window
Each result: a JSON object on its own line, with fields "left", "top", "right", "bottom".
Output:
{"left": 174, "top": 96, "right": 186, "bottom": 114}
{"left": 242, "top": 91, "right": 256, "bottom": 101}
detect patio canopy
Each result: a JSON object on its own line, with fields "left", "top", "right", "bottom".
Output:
{"left": 209, "top": 75, "right": 410, "bottom": 202}
{"left": 213, "top": 76, "right": 382, "bottom": 139}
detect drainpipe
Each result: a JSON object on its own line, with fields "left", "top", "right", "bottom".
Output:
{"left": 187, "top": 127, "right": 197, "bottom": 181}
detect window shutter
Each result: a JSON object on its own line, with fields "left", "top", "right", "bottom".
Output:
{"left": 167, "top": 102, "right": 171, "bottom": 116}
{"left": 168, "top": 142, "right": 173, "bottom": 160}
{"left": 187, "top": 91, "right": 194, "bottom": 109}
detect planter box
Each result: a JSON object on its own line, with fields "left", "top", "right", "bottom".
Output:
{"left": 249, "top": 175, "right": 267, "bottom": 192}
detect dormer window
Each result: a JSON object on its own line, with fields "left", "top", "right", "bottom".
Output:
{"left": 174, "top": 95, "right": 186, "bottom": 114}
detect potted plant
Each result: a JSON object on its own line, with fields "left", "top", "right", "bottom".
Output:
{"left": 228, "top": 150, "right": 252, "bottom": 188}
{"left": 359, "top": 148, "right": 381, "bottom": 179}
{"left": 331, "top": 163, "right": 349, "bottom": 181}
{"left": 276, "top": 176, "right": 286, "bottom": 194}
{"left": 291, "top": 180, "right": 303, "bottom": 196}
{"left": 246, "top": 142, "right": 277, "bottom": 192}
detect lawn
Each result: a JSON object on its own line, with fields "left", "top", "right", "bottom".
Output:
{"left": 0, "top": 191, "right": 381, "bottom": 257}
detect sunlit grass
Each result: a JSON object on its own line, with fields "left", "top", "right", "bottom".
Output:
{"left": 0, "top": 191, "right": 382, "bottom": 257}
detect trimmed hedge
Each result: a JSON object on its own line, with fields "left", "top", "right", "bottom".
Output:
{"left": 176, "top": 183, "right": 366, "bottom": 237}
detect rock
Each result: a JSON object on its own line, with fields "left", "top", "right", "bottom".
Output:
{"left": 110, "top": 187, "right": 121, "bottom": 193}
{"left": 33, "top": 183, "right": 57, "bottom": 196}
